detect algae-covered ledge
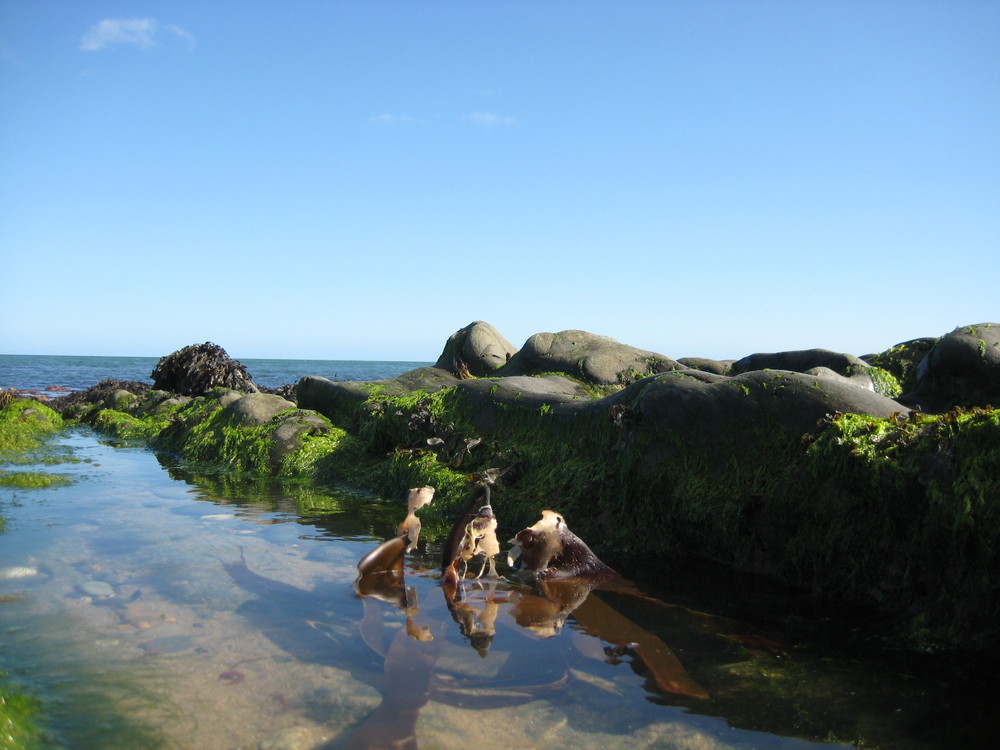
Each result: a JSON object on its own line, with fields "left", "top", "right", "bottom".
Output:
{"left": 10, "top": 321, "right": 1000, "bottom": 654}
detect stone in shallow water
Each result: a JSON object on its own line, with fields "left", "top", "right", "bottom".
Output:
{"left": 0, "top": 566, "right": 41, "bottom": 579}
{"left": 80, "top": 580, "right": 115, "bottom": 597}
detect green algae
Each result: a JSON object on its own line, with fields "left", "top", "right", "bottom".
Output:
{"left": 0, "top": 673, "right": 48, "bottom": 750}
{"left": 0, "top": 471, "right": 73, "bottom": 489}
{"left": 0, "top": 400, "right": 64, "bottom": 458}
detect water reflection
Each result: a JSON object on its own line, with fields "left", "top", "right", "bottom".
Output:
{"left": 2, "top": 432, "right": 999, "bottom": 749}
{"left": 222, "top": 485, "right": 841, "bottom": 749}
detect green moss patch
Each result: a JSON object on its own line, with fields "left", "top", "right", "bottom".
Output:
{"left": 0, "top": 400, "right": 64, "bottom": 458}
{"left": 0, "top": 672, "right": 48, "bottom": 750}
{"left": 0, "top": 471, "right": 73, "bottom": 489}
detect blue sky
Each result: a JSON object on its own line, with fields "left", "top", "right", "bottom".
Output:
{"left": 2, "top": 1, "right": 997, "bottom": 362}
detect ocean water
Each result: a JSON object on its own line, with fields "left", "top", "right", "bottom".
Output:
{"left": 0, "top": 354, "right": 432, "bottom": 393}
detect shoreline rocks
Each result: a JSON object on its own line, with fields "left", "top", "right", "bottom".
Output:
{"left": 21, "top": 321, "right": 1000, "bottom": 654}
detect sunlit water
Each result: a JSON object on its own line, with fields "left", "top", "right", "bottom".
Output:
{"left": 0, "top": 354, "right": 433, "bottom": 393}
{"left": 2, "top": 430, "right": 998, "bottom": 749}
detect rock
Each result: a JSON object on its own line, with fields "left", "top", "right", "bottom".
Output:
{"left": 297, "top": 368, "right": 460, "bottom": 424}
{"left": 151, "top": 342, "right": 258, "bottom": 397}
{"left": 610, "top": 368, "right": 905, "bottom": 453}
{"left": 222, "top": 393, "right": 295, "bottom": 427}
{"left": 499, "top": 329, "right": 681, "bottom": 387}
{"left": 677, "top": 357, "right": 731, "bottom": 375}
{"left": 434, "top": 321, "right": 518, "bottom": 377}
{"left": 270, "top": 412, "right": 331, "bottom": 464}
{"left": 864, "top": 337, "right": 937, "bottom": 395}
{"left": 0, "top": 566, "right": 41, "bottom": 579}
{"left": 105, "top": 389, "right": 137, "bottom": 411}
{"left": 456, "top": 375, "right": 595, "bottom": 431}
{"left": 52, "top": 379, "right": 152, "bottom": 415}
{"left": 81, "top": 580, "right": 115, "bottom": 598}
{"left": 731, "top": 348, "right": 868, "bottom": 376}
{"left": 901, "top": 323, "right": 1000, "bottom": 411}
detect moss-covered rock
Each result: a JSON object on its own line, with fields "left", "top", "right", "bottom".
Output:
{"left": 0, "top": 399, "right": 64, "bottom": 457}
{"left": 901, "top": 323, "right": 1000, "bottom": 411}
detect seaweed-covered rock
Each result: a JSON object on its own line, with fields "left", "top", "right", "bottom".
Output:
{"left": 221, "top": 393, "right": 295, "bottom": 427}
{"left": 901, "top": 323, "right": 1000, "bottom": 411}
{"left": 864, "top": 337, "right": 936, "bottom": 396}
{"left": 52, "top": 379, "right": 153, "bottom": 415}
{"left": 608, "top": 368, "right": 905, "bottom": 455}
{"left": 498, "top": 329, "right": 681, "bottom": 387}
{"left": 297, "top": 367, "right": 460, "bottom": 426}
{"left": 434, "top": 321, "right": 518, "bottom": 378}
{"left": 151, "top": 342, "right": 258, "bottom": 397}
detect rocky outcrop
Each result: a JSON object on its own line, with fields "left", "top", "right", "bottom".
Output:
{"left": 497, "top": 329, "right": 682, "bottom": 387}
{"left": 434, "top": 321, "right": 518, "bottom": 377}
{"left": 151, "top": 342, "right": 258, "bottom": 397}
{"left": 729, "top": 348, "right": 875, "bottom": 390}
{"left": 61, "top": 321, "right": 1000, "bottom": 653}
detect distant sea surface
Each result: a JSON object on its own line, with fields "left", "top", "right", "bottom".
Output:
{"left": 0, "top": 354, "right": 432, "bottom": 394}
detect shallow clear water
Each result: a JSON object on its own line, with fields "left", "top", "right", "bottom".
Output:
{"left": 1, "top": 430, "right": 998, "bottom": 749}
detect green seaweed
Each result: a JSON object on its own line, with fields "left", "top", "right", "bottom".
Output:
{"left": 0, "top": 672, "right": 48, "bottom": 750}
{"left": 0, "top": 471, "right": 73, "bottom": 489}
{"left": 0, "top": 400, "right": 64, "bottom": 458}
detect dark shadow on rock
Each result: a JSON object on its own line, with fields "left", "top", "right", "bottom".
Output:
{"left": 899, "top": 323, "right": 1000, "bottom": 412}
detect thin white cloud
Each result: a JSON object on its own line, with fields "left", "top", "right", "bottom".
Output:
{"left": 80, "top": 18, "right": 158, "bottom": 51}
{"left": 168, "top": 25, "right": 197, "bottom": 50}
{"left": 79, "top": 18, "right": 195, "bottom": 52}
{"left": 463, "top": 111, "right": 518, "bottom": 128}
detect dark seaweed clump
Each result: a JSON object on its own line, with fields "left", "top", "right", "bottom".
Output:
{"left": 151, "top": 342, "right": 257, "bottom": 397}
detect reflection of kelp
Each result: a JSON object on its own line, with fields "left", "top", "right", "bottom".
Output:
{"left": 224, "top": 541, "right": 712, "bottom": 749}
{"left": 223, "top": 489, "right": 965, "bottom": 750}
{"left": 341, "top": 491, "right": 711, "bottom": 749}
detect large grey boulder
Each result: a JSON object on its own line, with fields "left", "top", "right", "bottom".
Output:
{"left": 902, "top": 323, "right": 1000, "bottom": 411}
{"left": 499, "top": 330, "right": 681, "bottom": 387}
{"left": 602, "top": 368, "right": 907, "bottom": 461}
{"left": 434, "top": 321, "right": 518, "bottom": 377}
{"left": 730, "top": 348, "right": 875, "bottom": 390}
{"left": 730, "top": 348, "right": 870, "bottom": 377}
{"left": 222, "top": 393, "right": 295, "bottom": 427}
{"left": 677, "top": 357, "right": 731, "bottom": 375}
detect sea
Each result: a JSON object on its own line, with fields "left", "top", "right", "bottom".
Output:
{"left": 0, "top": 353, "right": 432, "bottom": 395}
